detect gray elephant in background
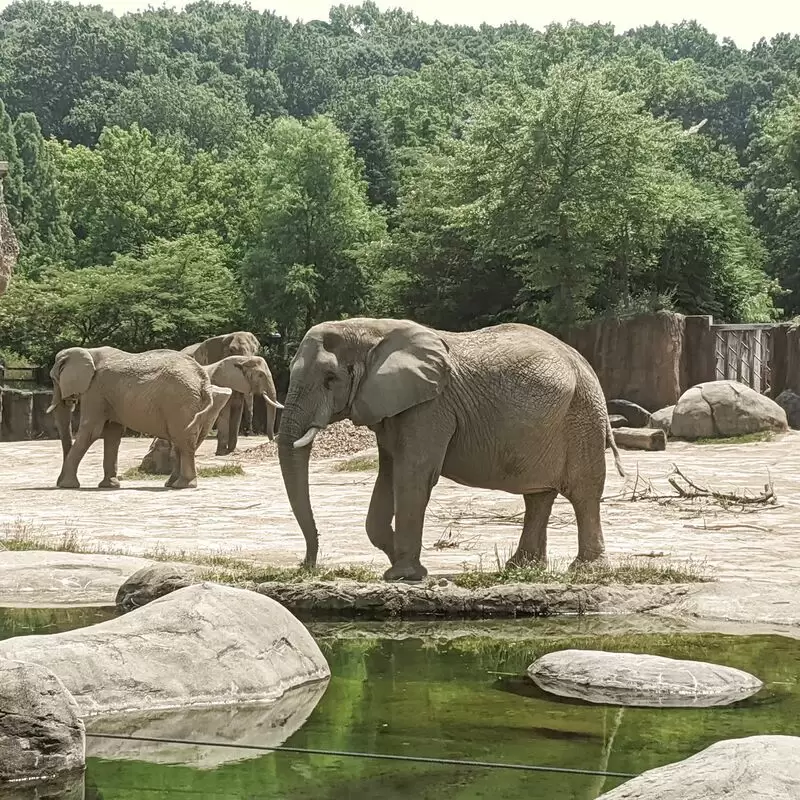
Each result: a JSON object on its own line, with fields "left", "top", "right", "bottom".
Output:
{"left": 48, "top": 346, "right": 232, "bottom": 489}
{"left": 207, "top": 355, "right": 282, "bottom": 454}
{"left": 182, "top": 331, "right": 262, "bottom": 436}
{"left": 278, "top": 318, "right": 623, "bottom": 581}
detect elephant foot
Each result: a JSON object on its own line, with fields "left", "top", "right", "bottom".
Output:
{"left": 56, "top": 475, "right": 80, "bottom": 489}
{"left": 215, "top": 448, "right": 226, "bottom": 456}
{"left": 383, "top": 563, "right": 427, "bottom": 582}
{"left": 167, "top": 477, "right": 198, "bottom": 489}
{"left": 98, "top": 477, "right": 121, "bottom": 489}
{"left": 164, "top": 474, "right": 179, "bottom": 488}
{"left": 569, "top": 552, "right": 609, "bottom": 571}
{"left": 505, "top": 551, "right": 546, "bottom": 570}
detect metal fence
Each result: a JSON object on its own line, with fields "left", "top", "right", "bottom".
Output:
{"left": 712, "top": 323, "right": 774, "bottom": 395}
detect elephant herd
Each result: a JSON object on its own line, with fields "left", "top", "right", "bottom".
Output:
{"left": 48, "top": 332, "right": 282, "bottom": 490}
{"left": 48, "top": 319, "right": 623, "bottom": 582}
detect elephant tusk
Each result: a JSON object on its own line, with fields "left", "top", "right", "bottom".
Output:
{"left": 262, "top": 394, "right": 284, "bottom": 410}
{"left": 293, "top": 427, "right": 320, "bottom": 449}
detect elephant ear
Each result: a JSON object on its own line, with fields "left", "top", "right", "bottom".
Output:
{"left": 351, "top": 322, "right": 451, "bottom": 426}
{"left": 53, "top": 348, "right": 96, "bottom": 400}
{"left": 236, "top": 356, "right": 263, "bottom": 389}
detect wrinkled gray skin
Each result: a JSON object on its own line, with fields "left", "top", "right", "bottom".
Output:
{"left": 279, "top": 318, "right": 623, "bottom": 582}
{"left": 206, "top": 355, "right": 281, "bottom": 454}
{"left": 49, "top": 346, "right": 231, "bottom": 489}
{"left": 182, "top": 331, "right": 262, "bottom": 436}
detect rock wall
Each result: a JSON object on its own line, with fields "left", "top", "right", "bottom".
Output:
{"left": 563, "top": 312, "right": 690, "bottom": 412}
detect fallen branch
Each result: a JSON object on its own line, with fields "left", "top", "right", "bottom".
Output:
{"left": 667, "top": 464, "right": 776, "bottom": 505}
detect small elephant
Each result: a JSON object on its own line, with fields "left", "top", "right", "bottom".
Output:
{"left": 48, "top": 346, "right": 232, "bottom": 489}
{"left": 206, "top": 355, "right": 282, "bottom": 454}
{"left": 182, "top": 331, "right": 262, "bottom": 436}
{"left": 278, "top": 318, "right": 623, "bottom": 582}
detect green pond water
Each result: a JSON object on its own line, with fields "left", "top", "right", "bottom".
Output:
{"left": 2, "top": 609, "right": 799, "bottom": 800}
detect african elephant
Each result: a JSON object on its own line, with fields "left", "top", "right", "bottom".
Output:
{"left": 206, "top": 355, "right": 282, "bottom": 454}
{"left": 182, "top": 332, "right": 262, "bottom": 435}
{"left": 278, "top": 318, "right": 623, "bottom": 581}
{"left": 48, "top": 347, "right": 232, "bottom": 489}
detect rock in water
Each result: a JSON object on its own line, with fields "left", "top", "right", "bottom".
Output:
{"left": 115, "top": 562, "right": 199, "bottom": 611}
{"left": 0, "top": 659, "right": 85, "bottom": 783}
{"left": 596, "top": 735, "right": 800, "bottom": 799}
{"left": 0, "top": 583, "right": 330, "bottom": 716}
{"left": 527, "top": 649, "right": 762, "bottom": 707}
{"left": 671, "top": 380, "right": 787, "bottom": 439}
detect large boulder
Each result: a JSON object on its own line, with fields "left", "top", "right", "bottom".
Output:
{"left": 0, "top": 583, "right": 330, "bottom": 716}
{"left": 650, "top": 405, "right": 674, "bottom": 433}
{"left": 607, "top": 399, "right": 652, "bottom": 428}
{"left": 115, "top": 562, "right": 199, "bottom": 612}
{"left": 775, "top": 389, "right": 800, "bottom": 429}
{"left": 0, "top": 659, "right": 85, "bottom": 783}
{"left": 527, "top": 649, "right": 762, "bottom": 707}
{"left": 138, "top": 437, "right": 174, "bottom": 475}
{"left": 597, "top": 735, "right": 800, "bottom": 799}
{"left": 671, "top": 380, "right": 788, "bottom": 439}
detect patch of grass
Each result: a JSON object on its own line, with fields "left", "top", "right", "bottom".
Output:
{"left": 0, "top": 520, "right": 710, "bottom": 590}
{"left": 120, "top": 463, "right": 245, "bottom": 480}
{"left": 451, "top": 555, "right": 713, "bottom": 590}
{"left": 694, "top": 431, "right": 775, "bottom": 445}
{"left": 334, "top": 454, "right": 379, "bottom": 472}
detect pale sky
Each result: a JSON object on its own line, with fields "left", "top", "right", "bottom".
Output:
{"left": 1, "top": 0, "right": 798, "bottom": 48}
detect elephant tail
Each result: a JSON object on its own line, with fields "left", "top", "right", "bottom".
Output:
{"left": 186, "top": 384, "right": 215, "bottom": 437}
{"left": 606, "top": 417, "right": 625, "bottom": 478}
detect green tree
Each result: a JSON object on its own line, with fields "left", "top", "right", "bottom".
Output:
{"left": 12, "top": 112, "right": 72, "bottom": 268}
{"left": 0, "top": 234, "right": 241, "bottom": 362}
{"left": 56, "top": 124, "right": 192, "bottom": 266}
{"left": 241, "top": 116, "right": 385, "bottom": 345}
{"left": 0, "top": 99, "right": 24, "bottom": 227}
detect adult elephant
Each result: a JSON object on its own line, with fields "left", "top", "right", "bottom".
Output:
{"left": 205, "top": 355, "right": 282, "bottom": 454}
{"left": 48, "top": 347, "right": 232, "bottom": 489}
{"left": 182, "top": 332, "right": 262, "bottom": 436}
{"left": 278, "top": 318, "right": 623, "bottom": 581}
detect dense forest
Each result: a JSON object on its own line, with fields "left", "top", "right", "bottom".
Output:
{"left": 0, "top": 0, "right": 799, "bottom": 371}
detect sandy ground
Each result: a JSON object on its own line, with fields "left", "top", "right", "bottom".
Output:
{"left": 1, "top": 432, "right": 798, "bottom": 589}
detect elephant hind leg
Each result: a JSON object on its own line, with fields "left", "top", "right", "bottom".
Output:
{"left": 506, "top": 490, "right": 557, "bottom": 568}
{"left": 565, "top": 487, "right": 607, "bottom": 567}
{"left": 167, "top": 443, "right": 198, "bottom": 489}
{"left": 98, "top": 422, "right": 124, "bottom": 489}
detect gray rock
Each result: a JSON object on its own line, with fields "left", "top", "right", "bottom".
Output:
{"left": 650, "top": 405, "right": 674, "bottom": 433}
{"left": 775, "top": 389, "right": 800, "bottom": 429}
{"left": 115, "top": 562, "right": 199, "bottom": 612}
{"left": 526, "top": 649, "right": 762, "bottom": 707}
{"left": 0, "top": 659, "right": 85, "bottom": 783}
{"left": 597, "top": 735, "right": 800, "bottom": 799}
{"left": 608, "top": 414, "right": 628, "bottom": 428}
{"left": 671, "top": 380, "right": 788, "bottom": 439}
{"left": 139, "top": 437, "right": 174, "bottom": 475}
{"left": 0, "top": 583, "right": 330, "bottom": 716}
{"left": 607, "top": 399, "right": 652, "bottom": 428}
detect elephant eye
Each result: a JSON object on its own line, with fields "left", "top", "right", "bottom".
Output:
{"left": 324, "top": 371, "right": 337, "bottom": 388}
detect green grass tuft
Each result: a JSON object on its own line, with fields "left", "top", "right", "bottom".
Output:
{"left": 451, "top": 555, "right": 712, "bottom": 590}
{"left": 334, "top": 454, "right": 379, "bottom": 472}
{"left": 121, "top": 463, "right": 245, "bottom": 480}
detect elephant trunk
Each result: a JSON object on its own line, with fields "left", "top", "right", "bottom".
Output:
{"left": 47, "top": 382, "right": 73, "bottom": 460}
{"left": 277, "top": 398, "right": 325, "bottom": 569}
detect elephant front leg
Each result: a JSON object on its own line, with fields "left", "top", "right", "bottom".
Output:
{"left": 227, "top": 393, "right": 244, "bottom": 453}
{"left": 506, "top": 490, "right": 557, "bottom": 568}
{"left": 385, "top": 456, "right": 439, "bottom": 582}
{"left": 215, "top": 401, "right": 231, "bottom": 456}
{"left": 98, "top": 422, "right": 124, "bottom": 489}
{"left": 58, "top": 422, "right": 103, "bottom": 489}
{"left": 365, "top": 447, "right": 395, "bottom": 565}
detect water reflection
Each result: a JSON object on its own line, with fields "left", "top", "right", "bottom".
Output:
{"left": 86, "top": 679, "right": 330, "bottom": 768}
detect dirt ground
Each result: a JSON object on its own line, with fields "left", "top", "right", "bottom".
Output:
{"left": 1, "top": 431, "right": 799, "bottom": 586}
